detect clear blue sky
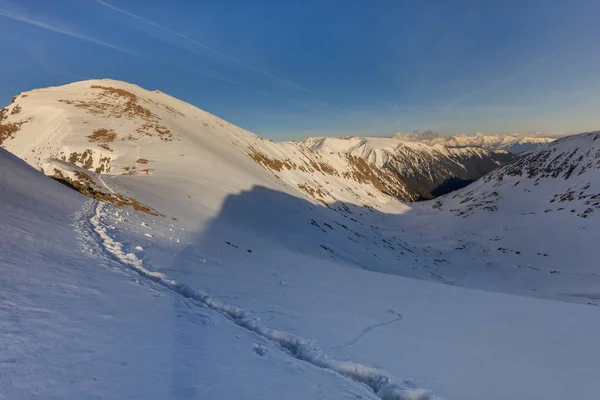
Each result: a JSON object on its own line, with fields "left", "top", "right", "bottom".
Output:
{"left": 0, "top": 0, "right": 599, "bottom": 140}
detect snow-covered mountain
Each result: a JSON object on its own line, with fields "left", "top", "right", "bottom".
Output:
{"left": 300, "top": 136, "right": 512, "bottom": 199}
{"left": 395, "top": 132, "right": 555, "bottom": 154}
{"left": 3, "top": 115, "right": 600, "bottom": 400}
{"left": 1, "top": 79, "right": 598, "bottom": 304}
{"left": 422, "top": 132, "right": 600, "bottom": 300}
{"left": 433, "top": 131, "right": 600, "bottom": 218}
{"left": 2, "top": 79, "right": 600, "bottom": 400}
{"left": 0, "top": 79, "right": 510, "bottom": 202}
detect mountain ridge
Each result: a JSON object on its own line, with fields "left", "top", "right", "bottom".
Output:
{"left": 393, "top": 131, "right": 555, "bottom": 154}
{"left": 1, "top": 78, "right": 512, "bottom": 203}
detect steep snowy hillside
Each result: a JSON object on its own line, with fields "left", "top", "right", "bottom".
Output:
{"left": 416, "top": 132, "right": 555, "bottom": 154}
{"left": 434, "top": 131, "right": 600, "bottom": 218}
{"left": 418, "top": 132, "right": 600, "bottom": 302}
{"left": 4, "top": 133, "right": 600, "bottom": 400}
{"left": 0, "top": 79, "right": 510, "bottom": 202}
{"left": 2, "top": 147, "right": 417, "bottom": 400}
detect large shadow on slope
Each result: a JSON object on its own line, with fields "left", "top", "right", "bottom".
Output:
{"left": 428, "top": 177, "right": 475, "bottom": 198}
{"left": 171, "top": 185, "right": 428, "bottom": 282}
{"left": 166, "top": 185, "right": 423, "bottom": 397}
{"left": 165, "top": 186, "right": 424, "bottom": 397}
{"left": 164, "top": 182, "right": 600, "bottom": 396}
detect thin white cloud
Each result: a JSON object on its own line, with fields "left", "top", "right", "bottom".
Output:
{"left": 439, "top": 53, "right": 551, "bottom": 114}
{"left": 0, "top": 6, "right": 266, "bottom": 91}
{"left": 1, "top": 60, "right": 90, "bottom": 80}
{"left": 94, "top": 0, "right": 318, "bottom": 96}
{"left": 0, "top": 2, "right": 328, "bottom": 113}
{"left": 184, "top": 67, "right": 327, "bottom": 110}
{"left": 0, "top": 8, "right": 139, "bottom": 56}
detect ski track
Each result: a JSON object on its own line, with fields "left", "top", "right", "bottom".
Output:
{"left": 98, "top": 175, "right": 115, "bottom": 194}
{"left": 335, "top": 310, "right": 404, "bottom": 350}
{"left": 77, "top": 199, "right": 442, "bottom": 400}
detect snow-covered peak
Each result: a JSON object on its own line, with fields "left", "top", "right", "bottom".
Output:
{"left": 423, "top": 133, "right": 555, "bottom": 154}
{"left": 2, "top": 79, "right": 513, "bottom": 204}
{"left": 391, "top": 130, "right": 556, "bottom": 154}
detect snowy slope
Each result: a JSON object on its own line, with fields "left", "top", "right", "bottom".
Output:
{"left": 433, "top": 131, "right": 600, "bottom": 218}
{"left": 420, "top": 132, "right": 600, "bottom": 301}
{"left": 2, "top": 80, "right": 600, "bottom": 400}
{"left": 1, "top": 79, "right": 598, "bottom": 303}
{"left": 0, "top": 80, "right": 402, "bottom": 205}
{"left": 3, "top": 146, "right": 419, "bottom": 400}
{"left": 300, "top": 136, "right": 512, "bottom": 199}
{"left": 0, "top": 79, "right": 510, "bottom": 202}
{"left": 3, "top": 135, "right": 600, "bottom": 400}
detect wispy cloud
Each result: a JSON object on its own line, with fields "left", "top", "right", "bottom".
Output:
{"left": 94, "top": 0, "right": 318, "bottom": 96}
{"left": 0, "top": 4, "right": 324, "bottom": 111}
{"left": 0, "top": 7, "right": 139, "bottom": 56}
{"left": 180, "top": 67, "right": 330, "bottom": 111}
{"left": 0, "top": 1, "right": 333, "bottom": 116}
{"left": 439, "top": 53, "right": 552, "bottom": 114}
{"left": 0, "top": 60, "right": 90, "bottom": 80}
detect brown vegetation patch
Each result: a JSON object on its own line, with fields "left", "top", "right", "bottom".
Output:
{"left": 87, "top": 128, "right": 117, "bottom": 143}
{"left": 68, "top": 149, "right": 94, "bottom": 170}
{"left": 95, "top": 156, "right": 111, "bottom": 174}
{"left": 136, "top": 158, "right": 150, "bottom": 164}
{"left": 52, "top": 168, "right": 164, "bottom": 217}
{"left": 98, "top": 143, "right": 113, "bottom": 152}
{"left": 343, "top": 155, "right": 392, "bottom": 196}
{"left": 312, "top": 160, "right": 337, "bottom": 175}
{"left": 73, "top": 170, "right": 95, "bottom": 186}
{"left": 65, "top": 149, "right": 111, "bottom": 173}
{"left": 90, "top": 84, "right": 137, "bottom": 100}
{"left": 58, "top": 85, "right": 174, "bottom": 141}
{"left": 0, "top": 121, "right": 22, "bottom": 144}
{"left": 10, "top": 105, "right": 21, "bottom": 115}
{"left": 0, "top": 107, "right": 29, "bottom": 145}
{"left": 89, "top": 85, "right": 154, "bottom": 119}
{"left": 248, "top": 146, "right": 297, "bottom": 172}
{"left": 295, "top": 148, "right": 338, "bottom": 176}
{"left": 135, "top": 123, "right": 172, "bottom": 141}
{"left": 297, "top": 183, "right": 327, "bottom": 199}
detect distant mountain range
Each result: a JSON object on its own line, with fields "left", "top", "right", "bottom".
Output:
{"left": 393, "top": 132, "right": 556, "bottom": 154}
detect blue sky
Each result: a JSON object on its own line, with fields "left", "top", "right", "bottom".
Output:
{"left": 0, "top": 0, "right": 599, "bottom": 140}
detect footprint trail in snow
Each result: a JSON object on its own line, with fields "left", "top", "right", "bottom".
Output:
{"left": 335, "top": 310, "right": 404, "bottom": 350}
{"left": 77, "top": 199, "right": 443, "bottom": 400}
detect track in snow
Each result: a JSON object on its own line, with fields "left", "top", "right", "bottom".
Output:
{"left": 335, "top": 310, "right": 403, "bottom": 350}
{"left": 77, "top": 199, "right": 442, "bottom": 400}
{"left": 98, "top": 175, "right": 115, "bottom": 194}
